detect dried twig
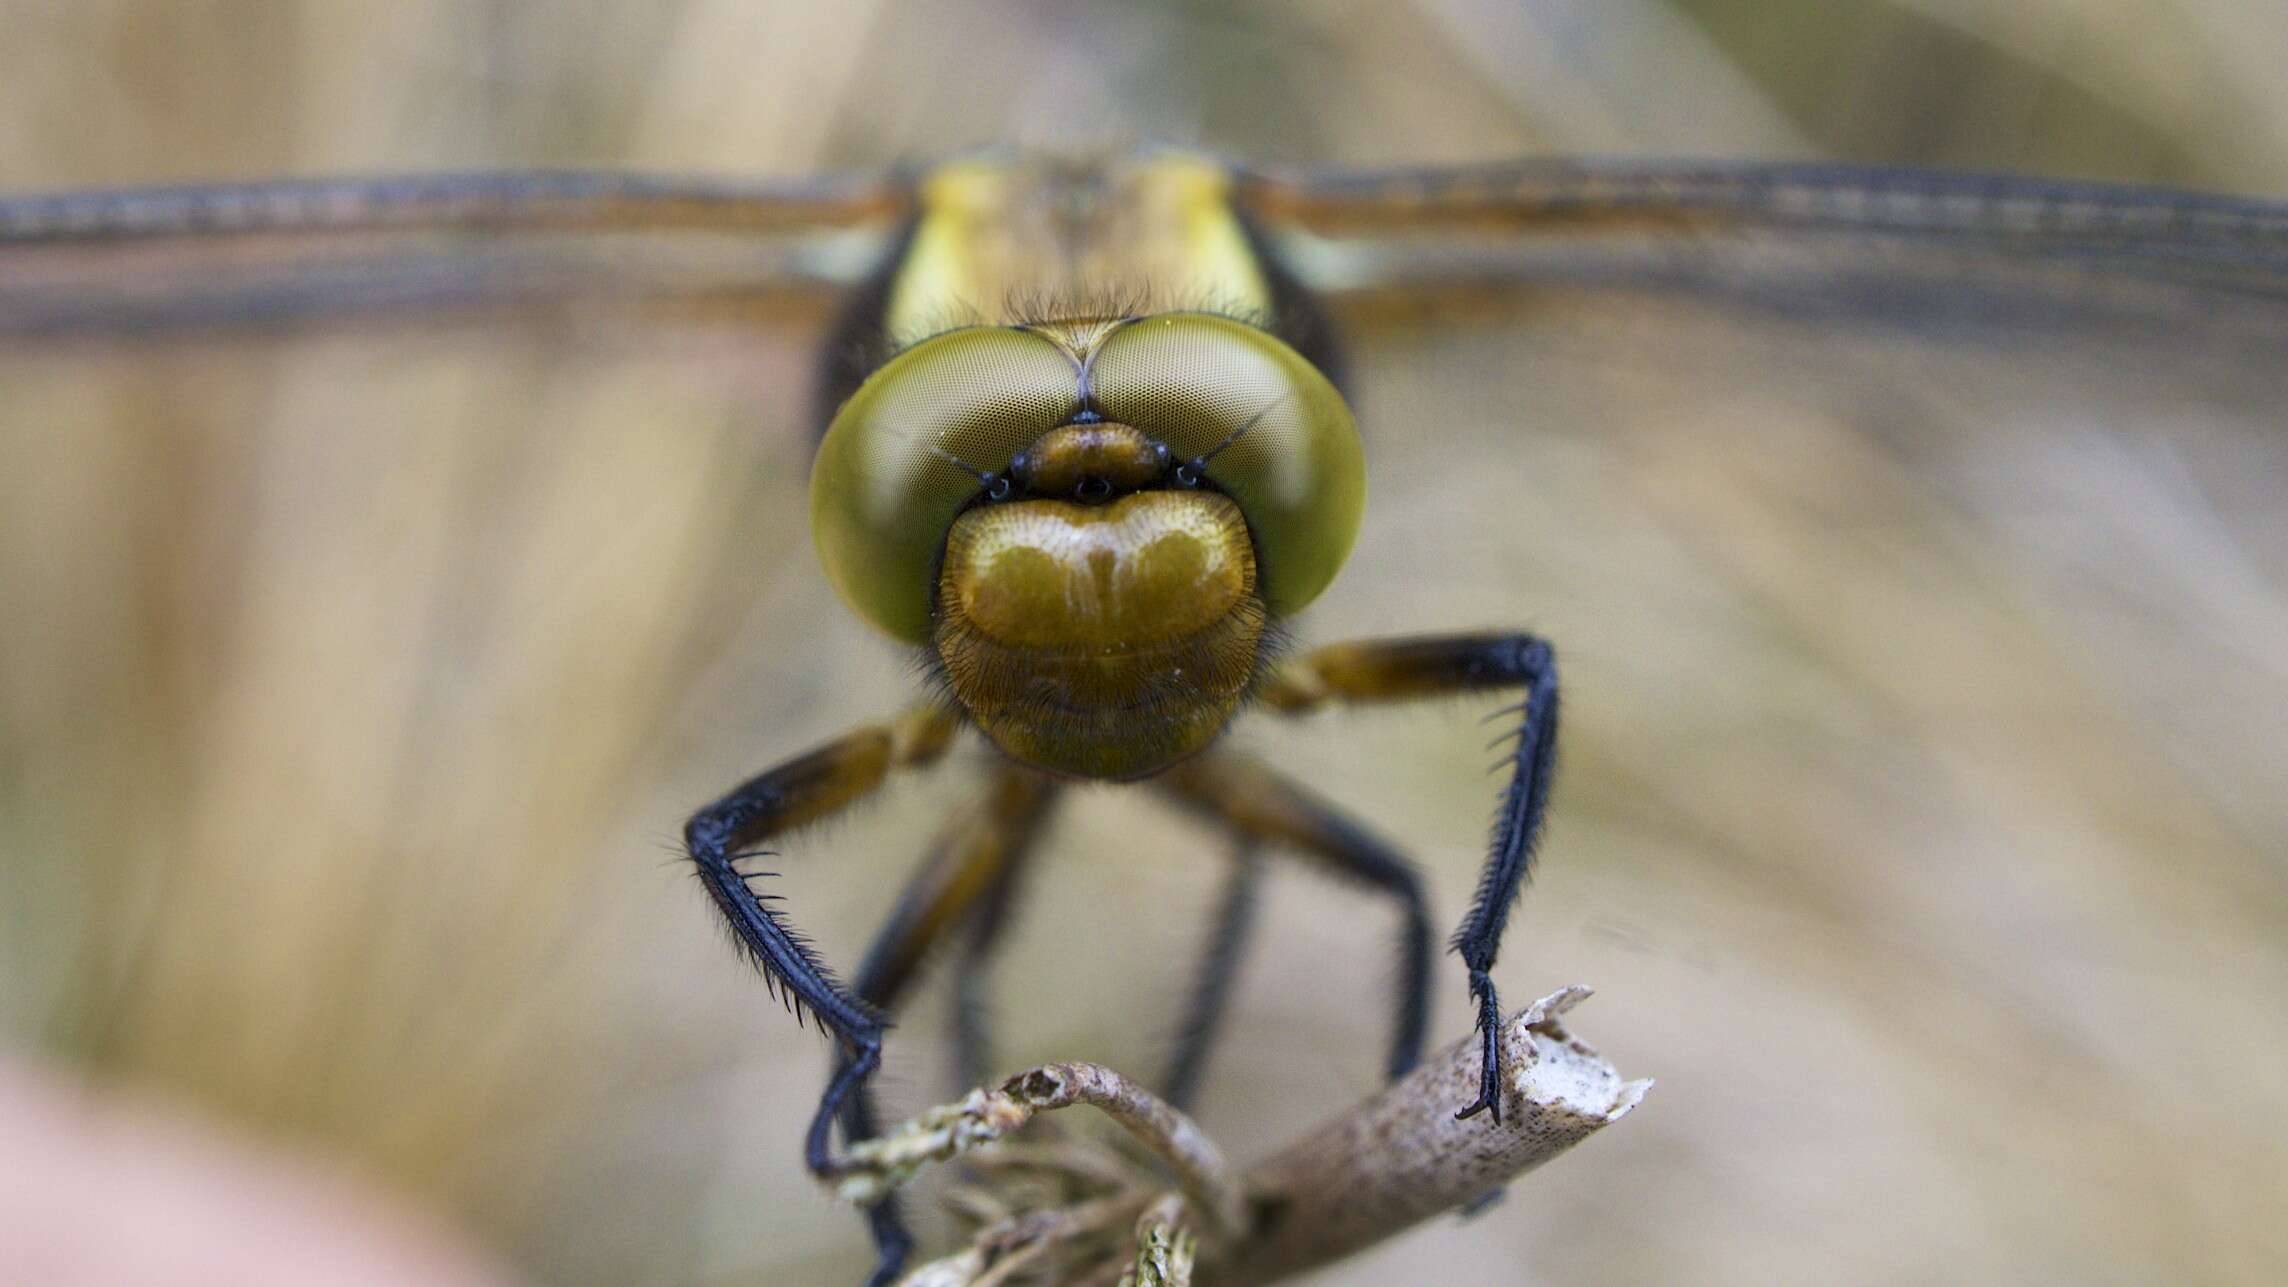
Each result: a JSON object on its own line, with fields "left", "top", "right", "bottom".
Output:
{"left": 853, "top": 986, "right": 1646, "bottom": 1285}
{"left": 1207, "top": 985, "right": 1647, "bottom": 1283}
{"left": 834, "top": 1061, "right": 1247, "bottom": 1240}
{"left": 1117, "top": 1194, "right": 1196, "bottom": 1287}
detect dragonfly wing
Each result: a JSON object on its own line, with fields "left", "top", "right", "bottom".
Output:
{"left": 1247, "top": 157, "right": 2288, "bottom": 812}
{"left": 0, "top": 169, "right": 910, "bottom": 335}
{"left": 1241, "top": 159, "right": 2288, "bottom": 324}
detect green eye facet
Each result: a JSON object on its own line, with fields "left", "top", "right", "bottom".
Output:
{"left": 811, "top": 327, "right": 1081, "bottom": 641}
{"left": 1091, "top": 314, "right": 1363, "bottom": 618}
{"left": 810, "top": 313, "right": 1364, "bottom": 642}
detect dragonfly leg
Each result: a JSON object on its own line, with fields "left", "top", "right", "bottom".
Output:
{"left": 837, "top": 762, "right": 1058, "bottom": 1147}
{"left": 681, "top": 705, "right": 962, "bottom": 1286}
{"left": 1157, "top": 840, "right": 1265, "bottom": 1111}
{"left": 1261, "top": 631, "right": 1560, "bottom": 1125}
{"left": 937, "top": 774, "right": 1059, "bottom": 1091}
{"left": 1159, "top": 753, "right": 1434, "bottom": 1089}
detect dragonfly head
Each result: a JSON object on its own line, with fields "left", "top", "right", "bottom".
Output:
{"left": 811, "top": 313, "right": 1363, "bottom": 778}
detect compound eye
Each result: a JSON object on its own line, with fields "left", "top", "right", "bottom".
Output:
{"left": 1091, "top": 314, "right": 1364, "bottom": 617}
{"left": 811, "top": 327, "right": 1080, "bottom": 641}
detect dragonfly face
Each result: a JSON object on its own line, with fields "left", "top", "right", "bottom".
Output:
{"left": 814, "top": 309, "right": 1364, "bottom": 777}
{"left": 7, "top": 139, "right": 2288, "bottom": 1287}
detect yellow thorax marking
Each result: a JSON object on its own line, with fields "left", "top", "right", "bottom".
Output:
{"left": 886, "top": 153, "right": 1274, "bottom": 337}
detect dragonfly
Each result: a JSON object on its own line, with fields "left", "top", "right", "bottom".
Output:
{"left": 7, "top": 149, "right": 2288, "bottom": 1286}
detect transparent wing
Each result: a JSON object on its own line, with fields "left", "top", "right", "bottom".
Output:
{"left": 1242, "top": 159, "right": 2288, "bottom": 322}
{"left": 0, "top": 169, "right": 909, "bottom": 335}
{"left": 1242, "top": 157, "right": 2288, "bottom": 837}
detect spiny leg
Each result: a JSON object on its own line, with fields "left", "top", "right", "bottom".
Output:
{"left": 1158, "top": 840, "right": 1265, "bottom": 1112}
{"left": 682, "top": 705, "right": 959, "bottom": 1287}
{"left": 1262, "top": 632, "right": 1559, "bottom": 1125}
{"left": 1159, "top": 753, "right": 1434, "bottom": 1089}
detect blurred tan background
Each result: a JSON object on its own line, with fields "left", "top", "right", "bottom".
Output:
{"left": 2, "top": 2, "right": 2285, "bottom": 1284}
